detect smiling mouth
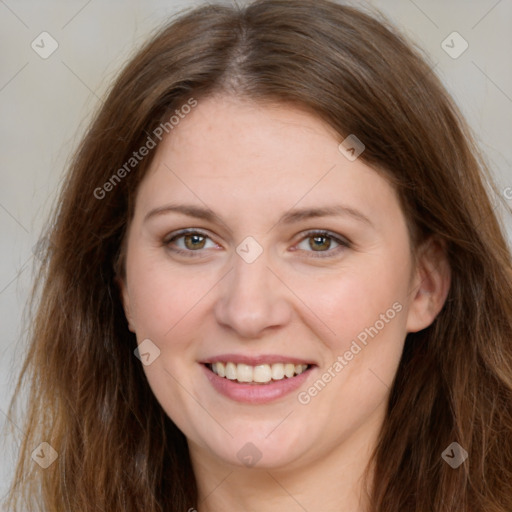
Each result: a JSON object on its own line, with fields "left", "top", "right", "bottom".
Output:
{"left": 204, "top": 362, "right": 313, "bottom": 384}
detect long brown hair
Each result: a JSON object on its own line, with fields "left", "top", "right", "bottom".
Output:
{"left": 4, "top": 1, "right": 512, "bottom": 510}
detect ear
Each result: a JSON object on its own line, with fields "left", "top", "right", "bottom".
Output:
{"left": 406, "top": 237, "right": 451, "bottom": 333}
{"left": 115, "top": 276, "right": 136, "bottom": 333}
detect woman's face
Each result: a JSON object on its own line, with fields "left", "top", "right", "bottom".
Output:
{"left": 120, "top": 95, "right": 435, "bottom": 471}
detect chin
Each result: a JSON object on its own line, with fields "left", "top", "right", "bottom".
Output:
{"left": 209, "top": 431, "right": 308, "bottom": 471}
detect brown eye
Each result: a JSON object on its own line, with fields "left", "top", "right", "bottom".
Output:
{"left": 183, "top": 233, "right": 206, "bottom": 250}
{"left": 309, "top": 235, "right": 332, "bottom": 251}
{"left": 295, "top": 230, "right": 350, "bottom": 258}
{"left": 165, "top": 230, "right": 218, "bottom": 256}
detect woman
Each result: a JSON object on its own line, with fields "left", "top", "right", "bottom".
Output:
{"left": 4, "top": 0, "right": 512, "bottom": 511}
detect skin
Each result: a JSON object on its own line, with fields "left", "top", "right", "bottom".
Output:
{"left": 120, "top": 95, "right": 450, "bottom": 512}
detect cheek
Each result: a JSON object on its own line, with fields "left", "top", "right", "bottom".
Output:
{"left": 125, "top": 253, "right": 216, "bottom": 433}
{"left": 289, "top": 256, "right": 411, "bottom": 355}
{"left": 126, "top": 250, "right": 214, "bottom": 340}
{"left": 292, "top": 265, "right": 408, "bottom": 435}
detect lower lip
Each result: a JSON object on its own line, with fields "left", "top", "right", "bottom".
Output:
{"left": 201, "top": 364, "right": 314, "bottom": 404}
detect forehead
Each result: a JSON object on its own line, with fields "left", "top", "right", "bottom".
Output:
{"left": 134, "top": 95, "right": 401, "bottom": 228}
{"left": 162, "top": 97, "right": 338, "bottom": 177}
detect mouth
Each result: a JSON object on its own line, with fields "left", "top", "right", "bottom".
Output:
{"left": 200, "top": 358, "right": 317, "bottom": 404}
{"left": 204, "top": 361, "right": 312, "bottom": 384}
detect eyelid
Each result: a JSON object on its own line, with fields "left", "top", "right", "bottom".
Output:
{"left": 164, "top": 228, "right": 351, "bottom": 258}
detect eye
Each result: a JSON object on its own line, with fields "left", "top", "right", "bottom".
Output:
{"left": 164, "top": 229, "right": 219, "bottom": 256}
{"left": 294, "top": 230, "right": 350, "bottom": 257}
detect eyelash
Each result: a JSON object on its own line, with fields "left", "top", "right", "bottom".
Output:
{"left": 164, "top": 228, "right": 351, "bottom": 259}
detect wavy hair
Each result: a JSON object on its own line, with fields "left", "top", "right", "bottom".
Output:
{"left": 4, "top": 0, "right": 512, "bottom": 510}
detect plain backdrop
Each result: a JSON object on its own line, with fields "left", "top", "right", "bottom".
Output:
{"left": 1, "top": 0, "right": 511, "bottom": 501}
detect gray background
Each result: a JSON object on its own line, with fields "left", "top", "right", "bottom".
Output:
{"left": 1, "top": 0, "right": 511, "bottom": 501}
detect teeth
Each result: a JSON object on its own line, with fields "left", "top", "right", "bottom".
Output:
{"left": 237, "top": 363, "right": 253, "bottom": 383}
{"left": 209, "top": 362, "right": 308, "bottom": 383}
{"left": 284, "top": 363, "right": 295, "bottom": 378}
{"left": 216, "top": 362, "right": 226, "bottom": 378}
{"left": 253, "top": 364, "right": 272, "bottom": 383}
{"left": 271, "top": 363, "right": 285, "bottom": 380}
{"left": 225, "top": 362, "right": 237, "bottom": 380}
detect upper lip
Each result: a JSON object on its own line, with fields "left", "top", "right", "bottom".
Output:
{"left": 200, "top": 354, "right": 316, "bottom": 366}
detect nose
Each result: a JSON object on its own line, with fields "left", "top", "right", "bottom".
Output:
{"left": 213, "top": 250, "right": 292, "bottom": 338}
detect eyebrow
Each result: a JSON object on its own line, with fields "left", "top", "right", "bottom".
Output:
{"left": 144, "top": 203, "right": 374, "bottom": 228}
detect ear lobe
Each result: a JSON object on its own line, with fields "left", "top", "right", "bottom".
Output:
{"left": 115, "top": 276, "right": 136, "bottom": 332}
{"left": 406, "top": 238, "right": 451, "bottom": 333}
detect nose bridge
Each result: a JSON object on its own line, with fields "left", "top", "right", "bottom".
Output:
{"left": 214, "top": 248, "right": 290, "bottom": 337}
